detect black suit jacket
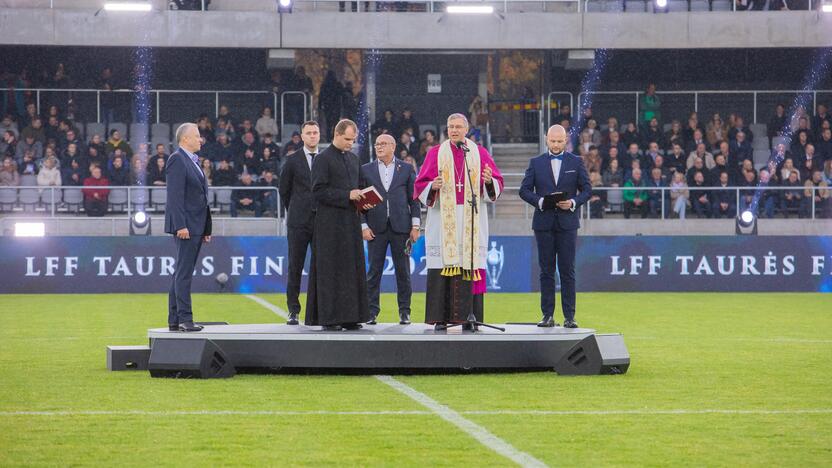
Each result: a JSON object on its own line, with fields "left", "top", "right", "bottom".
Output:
{"left": 519, "top": 152, "right": 592, "bottom": 232}
{"left": 164, "top": 149, "right": 212, "bottom": 236}
{"left": 359, "top": 158, "right": 420, "bottom": 235}
{"left": 279, "top": 148, "right": 315, "bottom": 229}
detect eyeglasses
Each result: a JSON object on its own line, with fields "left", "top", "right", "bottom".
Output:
{"left": 374, "top": 143, "right": 393, "bottom": 147}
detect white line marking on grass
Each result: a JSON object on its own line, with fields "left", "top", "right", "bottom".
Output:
{"left": 376, "top": 375, "right": 548, "bottom": 468}
{"left": 2, "top": 409, "right": 831, "bottom": 417}
{"left": 245, "top": 294, "right": 289, "bottom": 320}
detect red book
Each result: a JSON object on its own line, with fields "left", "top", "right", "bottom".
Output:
{"left": 352, "top": 186, "right": 383, "bottom": 212}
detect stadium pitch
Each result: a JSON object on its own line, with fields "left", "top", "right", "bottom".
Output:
{"left": 1, "top": 292, "right": 830, "bottom": 466}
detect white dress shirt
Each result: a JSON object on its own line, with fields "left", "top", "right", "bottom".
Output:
{"left": 538, "top": 151, "right": 576, "bottom": 212}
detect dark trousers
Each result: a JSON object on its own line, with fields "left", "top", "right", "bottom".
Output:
{"left": 84, "top": 199, "right": 108, "bottom": 217}
{"left": 535, "top": 227, "right": 577, "bottom": 321}
{"left": 168, "top": 235, "right": 204, "bottom": 326}
{"left": 366, "top": 223, "right": 412, "bottom": 318}
{"left": 230, "top": 200, "right": 262, "bottom": 217}
{"left": 624, "top": 200, "right": 648, "bottom": 218}
{"left": 286, "top": 224, "right": 313, "bottom": 315}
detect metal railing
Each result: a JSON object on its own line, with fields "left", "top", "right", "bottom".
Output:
{"left": 0, "top": 185, "right": 281, "bottom": 222}
{"left": 574, "top": 89, "right": 832, "bottom": 126}
{"left": 0, "top": 87, "right": 310, "bottom": 132}
{"left": 498, "top": 180, "right": 830, "bottom": 220}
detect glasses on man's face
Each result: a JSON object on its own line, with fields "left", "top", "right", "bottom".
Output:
{"left": 374, "top": 143, "right": 392, "bottom": 147}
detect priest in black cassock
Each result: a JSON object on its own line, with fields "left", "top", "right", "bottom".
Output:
{"left": 305, "top": 119, "right": 374, "bottom": 331}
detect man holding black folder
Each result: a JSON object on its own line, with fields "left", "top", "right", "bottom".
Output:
{"left": 519, "top": 124, "right": 592, "bottom": 328}
{"left": 360, "top": 134, "right": 421, "bottom": 325}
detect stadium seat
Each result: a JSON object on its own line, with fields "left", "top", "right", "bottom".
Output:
{"left": 39, "top": 187, "right": 61, "bottom": 209}
{"left": 62, "top": 188, "right": 83, "bottom": 212}
{"left": 753, "top": 149, "right": 771, "bottom": 167}
{"left": 151, "top": 123, "right": 171, "bottom": 142}
{"left": 603, "top": 0, "right": 624, "bottom": 11}
{"left": 129, "top": 123, "right": 150, "bottom": 143}
{"left": 607, "top": 188, "right": 624, "bottom": 212}
{"left": 667, "top": 0, "right": 689, "bottom": 11}
{"left": 19, "top": 187, "right": 40, "bottom": 210}
{"left": 108, "top": 188, "right": 128, "bottom": 212}
{"left": 130, "top": 188, "right": 149, "bottom": 211}
{"left": 772, "top": 136, "right": 789, "bottom": 149}
{"left": 150, "top": 187, "right": 167, "bottom": 211}
{"left": 711, "top": 0, "right": 732, "bottom": 9}
{"left": 0, "top": 187, "right": 17, "bottom": 211}
{"left": 214, "top": 188, "right": 232, "bottom": 212}
{"left": 86, "top": 122, "right": 106, "bottom": 140}
{"left": 750, "top": 124, "right": 768, "bottom": 148}
{"left": 690, "top": 0, "right": 709, "bottom": 10}
{"left": 624, "top": 0, "right": 647, "bottom": 11}
{"left": 586, "top": 0, "right": 605, "bottom": 11}
{"left": 108, "top": 122, "right": 128, "bottom": 138}
{"left": 20, "top": 174, "right": 37, "bottom": 187}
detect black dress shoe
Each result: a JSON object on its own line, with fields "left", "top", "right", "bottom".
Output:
{"left": 537, "top": 315, "right": 558, "bottom": 327}
{"left": 286, "top": 312, "right": 299, "bottom": 325}
{"left": 461, "top": 322, "right": 477, "bottom": 331}
{"left": 321, "top": 324, "right": 343, "bottom": 332}
{"left": 178, "top": 321, "right": 204, "bottom": 332}
{"left": 366, "top": 314, "right": 378, "bottom": 325}
{"left": 434, "top": 322, "right": 446, "bottom": 331}
{"left": 563, "top": 319, "right": 578, "bottom": 329}
{"left": 399, "top": 312, "right": 411, "bottom": 325}
{"left": 342, "top": 323, "right": 363, "bottom": 330}
{"left": 168, "top": 324, "right": 179, "bottom": 332}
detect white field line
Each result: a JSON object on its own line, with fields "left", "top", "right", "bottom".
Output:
{"left": 245, "top": 294, "right": 289, "bottom": 320}
{"left": 376, "top": 375, "right": 548, "bottom": 468}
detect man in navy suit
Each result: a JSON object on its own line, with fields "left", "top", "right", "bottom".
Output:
{"left": 519, "top": 124, "right": 592, "bottom": 328}
{"left": 360, "top": 134, "right": 421, "bottom": 325}
{"left": 165, "top": 123, "right": 212, "bottom": 332}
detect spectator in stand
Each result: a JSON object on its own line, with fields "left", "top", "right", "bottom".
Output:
{"left": 577, "top": 130, "right": 593, "bottom": 155}
{"left": 217, "top": 105, "right": 235, "bottom": 129}
{"left": 714, "top": 140, "right": 733, "bottom": 168}
{"left": 148, "top": 157, "right": 167, "bottom": 186}
{"left": 62, "top": 157, "right": 85, "bottom": 186}
{"left": 621, "top": 122, "right": 640, "bottom": 149}
{"left": 689, "top": 172, "right": 711, "bottom": 218}
{"left": 86, "top": 145, "right": 107, "bottom": 171}
{"left": 38, "top": 156, "right": 61, "bottom": 188}
{"left": 800, "top": 144, "right": 822, "bottom": 178}
{"left": 817, "top": 127, "right": 832, "bottom": 162}
{"left": 737, "top": 169, "right": 758, "bottom": 213}
{"left": 710, "top": 153, "right": 735, "bottom": 185}
{"left": 88, "top": 134, "right": 106, "bottom": 156}
{"left": 236, "top": 131, "right": 258, "bottom": 156}
{"left": 780, "top": 157, "right": 798, "bottom": 182}
{"left": 601, "top": 145, "right": 620, "bottom": 172}
{"left": 621, "top": 142, "right": 641, "bottom": 169}
{"left": 21, "top": 117, "right": 46, "bottom": 145}
{"left": 261, "top": 133, "right": 280, "bottom": 157}
{"left": 758, "top": 169, "right": 778, "bottom": 219}
{"left": 260, "top": 146, "right": 280, "bottom": 176}
{"left": 396, "top": 131, "right": 418, "bottom": 160}
{"left": 813, "top": 103, "right": 830, "bottom": 131}
{"left": 45, "top": 115, "right": 61, "bottom": 143}
{"left": 1, "top": 131, "right": 18, "bottom": 158}
{"left": 669, "top": 171, "right": 689, "bottom": 219}
{"left": 643, "top": 142, "right": 661, "bottom": 167}
{"left": 706, "top": 113, "right": 727, "bottom": 149}
{"left": 82, "top": 165, "right": 109, "bottom": 217}
{"left": 686, "top": 128, "right": 708, "bottom": 154}
{"left": 236, "top": 148, "right": 262, "bottom": 178}
{"left": 641, "top": 117, "right": 663, "bottom": 149}
{"left": 61, "top": 128, "right": 84, "bottom": 155}
{"left": 683, "top": 112, "right": 706, "bottom": 143}
{"left": 583, "top": 118, "right": 602, "bottom": 147}
{"left": 108, "top": 155, "right": 129, "bottom": 186}
{"left": 258, "top": 169, "right": 279, "bottom": 216}
{"left": 802, "top": 170, "right": 830, "bottom": 218}
{"left": 728, "top": 115, "right": 753, "bottom": 143}
{"left": 687, "top": 142, "right": 715, "bottom": 170}
{"left": 18, "top": 149, "right": 38, "bottom": 176}
{"left": 319, "top": 70, "right": 343, "bottom": 139}
{"left": 238, "top": 119, "right": 258, "bottom": 142}
{"left": 823, "top": 160, "right": 832, "bottom": 186}
{"left": 664, "top": 119, "right": 684, "bottom": 151}
{"left": 731, "top": 131, "right": 753, "bottom": 165}
{"left": 623, "top": 168, "right": 648, "bottom": 219}
{"left": 61, "top": 143, "right": 83, "bottom": 169}
{"left": 0, "top": 114, "right": 19, "bottom": 138}
{"left": 281, "top": 131, "right": 303, "bottom": 159}
{"left": 710, "top": 172, "right": 735, "bottom": 219}
{"left": 781, "top": 170, "right": 803, "bottom": 216}
{"left": 15, "top": 135, "right": 43, "bottom": 163}
{"left": 0, "top": 156, "right": 19, "bottom": 186}
{"left": 664, "top": 142, "right": 686, "bottom": 176}
{"left": 583, "top": 146, "right": 603, "bottom": 174}
{"left": 646, "top": 166, "right": 668, "bottom": 218}
{"left": 20, "top": 102, "right": 39, "bottom": 130}
{"left": 601, "top": 117, "right": 619, "bottom": 145}
{"left": 213, "top": 159, "right": 236, "bottom": 186}
{"left": 397, "top": 108, "right": 420, "bottom": 137}
{"left": 418, "top": 129, "right": 437, "bottom": 164}
{"left": 371, "top": 109, "right": 396, "bottom": 140}
{"left": 768, "top": 103, "right": 788, "bottom": 146}
{"left": 602, "top": 157, "right": 624, "bottom": 187}
{"left": 600, "top": 130, "right": 625, "bottom": 161}
{"left": 588, "top": 171, "right": 605, "bottom": 218}
{"left": 197, "top": 115, "right": 215, "bottom": 143}
{"left": 624, "top": 158, "right": 642, "bottom": 184}
{"left": 148, "top": 143, "right": 170, "bottom": 169}
{"left": 201, "top": 159, "right": 213, "bottom": 186}
{"left": 97, "top": 67, "right": 116, "bottom": 126}
{"left": 640, "top": 83, "right": 661, "bottom": 129}
{"left": 105, "top": 129, "right": 132, "bottom": 159}
{"left": 403, "top": 154, "right": 418, "bottom": 173}
{"left": 795, "top": 115, "right": 813, "bottom": 141}
{"left": 230, "top": 172, "right": 261, "bottom": 217}
{"left": 216, "top": 116, "right": 236, "bottom": 142}
{"left": 255, "top": 107, "right": 279, "bottom": 141}
{"left": 687, "top": 157, "right": 708, "bottom": 185}
{"left": 790, "top": 130, "right": 810, "bottom": 161}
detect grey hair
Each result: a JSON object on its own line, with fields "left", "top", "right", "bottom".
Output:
{"left": 175, "top": 122, "right": 198, "bottom": 144}
{"left": 446, "top": 113, "right": 469, "bottom": 127}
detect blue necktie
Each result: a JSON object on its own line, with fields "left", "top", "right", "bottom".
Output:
{"left": 549, "top": 152, "right": 563, "bottom": 161}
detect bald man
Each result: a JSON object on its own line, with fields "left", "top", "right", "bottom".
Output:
{"left": 519, "top": 125, "right": 591, "bottom": 328}
{"left": 360, "top": 134, "right": 421, "bottom": 325}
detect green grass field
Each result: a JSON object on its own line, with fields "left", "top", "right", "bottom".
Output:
{"left": 1, "top": 292, "right": 830, "bottom": 466}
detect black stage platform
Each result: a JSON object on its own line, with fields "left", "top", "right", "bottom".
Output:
{"left": 108, "top": 323, "right": 630, "bottom": 378}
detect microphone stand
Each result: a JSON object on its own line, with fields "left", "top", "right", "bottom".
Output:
{"left": 439, "top": 141, "right": 505, "bottom": 333}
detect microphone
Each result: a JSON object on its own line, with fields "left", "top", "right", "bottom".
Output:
{"left": 455, "top": 141, "right": 469, "bottom": 153}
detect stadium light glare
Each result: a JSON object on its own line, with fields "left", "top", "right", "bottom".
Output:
{"left": 277, "top": 0, "right": 293, "bottom": 13}
{"left": 447, "top": 5, "right": 495, "bottom": 13}
{"left": 655, "top": 0, "right": 668, "bottom": 7}
{"left": 14, "top": 222, "right": 45, "bottom": 237}
{"left": 736, "top": 210, "right": 757, "bottom": 235}
{"left": 130, "top": 211, "right": 151, "bottom": 236}
{"left": 104, "top": 2, "right": 153, "bottom": 12}
{"left": 823, "top": 3, "right": 832, "bottom": 12}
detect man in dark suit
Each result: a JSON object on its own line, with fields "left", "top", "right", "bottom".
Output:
{"left": 165, "top": 123, "right": 212, "bottom": 332}
{"left": 278, "top": 121, "right": 320, "bottom": 325}
{"left": 360, "top": 134, "right": 421, "bottom": 325}
{"left": 519, "top": 124, "right": 592, "bottom": 328}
